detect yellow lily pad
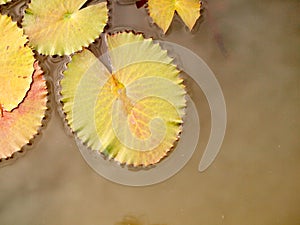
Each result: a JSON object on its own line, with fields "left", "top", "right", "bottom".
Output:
{"left": 61, "top": 32, "right": 186, "bottom": 167}
{"left": 0, "top": 14, "right": 35, "bottom": 112}
{"left": 22, "top": 0, "right": 108, "bottom": 55}
{"left": 148, "top": 0, "right": 201, "bottom": 33}
{"left": 0, "top": 62, "right": 48, "bottom": 159}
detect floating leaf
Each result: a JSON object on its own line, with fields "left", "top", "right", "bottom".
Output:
{"left": 22, "top": 0, "right": 108, "bottom": 55}
{"left": 147, "top": 0, "right": 201, "bottom": 33}
{"left": 61, "top": 32, "right": 186, "bottom": 166}
{"left": 0, "top": 14, "right": 35, "bottom": 111}
{"left": 0, "top": 62, "right": 47, "bottom": 159}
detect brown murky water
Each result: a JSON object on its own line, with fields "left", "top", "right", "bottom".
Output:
{"left": 0, "top": 0, "right": 299, "bottom": 224}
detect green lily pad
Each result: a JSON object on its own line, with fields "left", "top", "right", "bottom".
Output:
{"left": 22, "top": 0, "right": 108, "bottom": 55}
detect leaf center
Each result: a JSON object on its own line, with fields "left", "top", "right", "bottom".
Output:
{"left": 64, "top": 12, "right": 73, "bottom": 19}
{"left": 110, "top": 75, "right": 133, "bottom": 115}
{"left": 111, "top": 75, "right": 125, "bottom": 96}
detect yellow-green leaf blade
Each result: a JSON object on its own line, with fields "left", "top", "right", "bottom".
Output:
{"left": 61, "top": 49, "right": 111, "bottom": 150}
{"left": 99, "top": 32, "right": 186, "bottom": 166}
{"left": 106, "top": 32, "right": 173, "bottom": 72}
{"left": 61, "top": 33, "right": 186, "bottom": 167}
{"left": 22, "top": 0, "right": 108, "bottom": 55}
{"left": 105, "top": 76, "right": 185, "bottom": 166}
{"left": 0, "top": 14, "right": 35, "bottom": 111}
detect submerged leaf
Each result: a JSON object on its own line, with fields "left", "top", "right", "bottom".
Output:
{"left": 0, "top": 62, "right": 48, "bottom": 159}
{"left": 147, "top": 0, "right": 201, "bottom": 33}
{"left": 61, "top": 32, "right": 186, "bottom": 166}
{"left": 0, "top": 14, "right": 35, "bottom": 111}
{"left": 22, "top": 0, "right": 108, "bottom": 55}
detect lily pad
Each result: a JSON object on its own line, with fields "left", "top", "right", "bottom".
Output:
{"left": 0, "top": 62, "right": 48, "bottom": 159}
{"left": 22, "top": 0, "right": 108, "bottom": 55}
{"left": 0, "top": 14, "right": 35, "bottom": 111}
{"left": 61, "top": 32, "right": 186, "bottom": 167}
{"left": 147, "top": 0, "right": 201, "bottom": 33}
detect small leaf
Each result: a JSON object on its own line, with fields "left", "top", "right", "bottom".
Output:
{"left": 147, "top": 0, "right": 201, "bottom": 33}
{"left": 0, "top": 62, "right": 48, "bottom": 159}
{"left": 61, "top": 32, "right": 186, "bottom": 166}
{"left": 0, "top": 14, "right": 35, "bottom": 111}
{"left": 22, "top": 0, "right": 108, "bottom": 55}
